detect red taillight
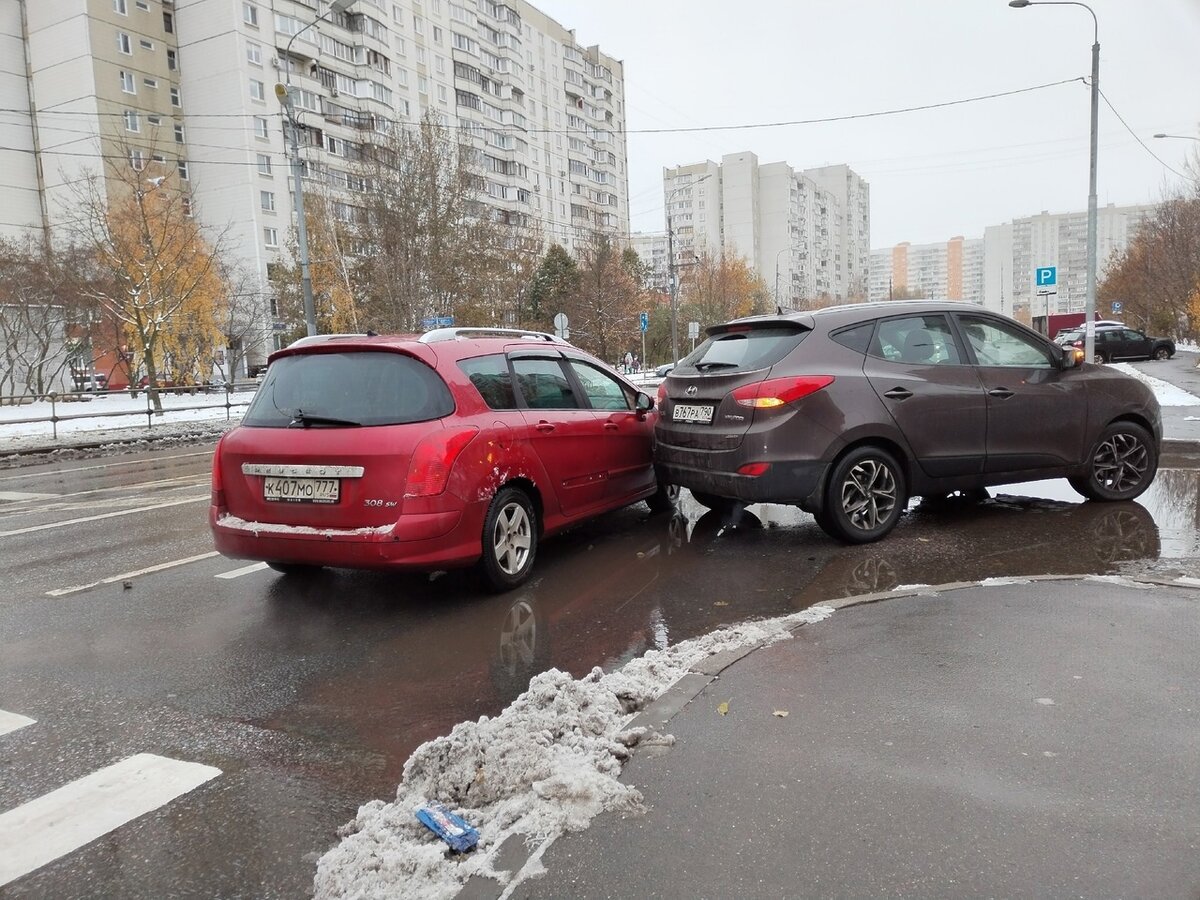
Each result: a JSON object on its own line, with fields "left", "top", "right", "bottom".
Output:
{"left": 1072, "top": 340, "right": 1084, "bottom": 348}
{"left": 737, "top": 462, "right": 771, "bottom": 477}
{"left": 210, "top": 437, "right": 226, "bottom": 508}
{"left": 404, "top": 426, "right": 479, "bottom": 498}
{"left": 731, "top": 376, "right": 834, "bottom": 409}
{"left": 656, "top": 381, "right": 668, "bottom": 405}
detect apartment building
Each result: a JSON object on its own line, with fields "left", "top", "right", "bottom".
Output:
{"left": 662, "top": 152, "right": 870, "bottom": 308}
{"left": 3, "top": 0, "right": 629, "bottom": 371}
{"left": 868, "top": 236, "right": 984, "bottom": 305}
{"left": 629, "top": 231, "right": 668, "bottom": 293}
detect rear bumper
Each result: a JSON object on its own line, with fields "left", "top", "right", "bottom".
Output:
{"left": 209, "top": 507, "right": 478, "bottom": 570}
{"left": 655, "top": 443, "right": 828, "bottom": 508}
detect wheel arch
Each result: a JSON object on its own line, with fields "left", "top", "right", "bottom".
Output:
{"left": 499, "top": 476, "right": 545, "bottom": 536}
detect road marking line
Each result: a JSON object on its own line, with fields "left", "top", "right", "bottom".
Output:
{"left": 0, "top": 491, "right": 60, "bottom": 502}
{"left": 0, "top": 710, "right": 35, "bottom": 737}
{"left": 46, "top": 551, "right": 220, "bottom": 597}
{"left": 0, "top": 753, "right": 221, "bottom": 888}
{"left": 0, "top": 495, "right": 208, "bottom": 538}
{"left": 0, "top": 450, "right": 212, "bottom": 482}
{"left": 215, "top": 562, "right": 268, "bottom": 579}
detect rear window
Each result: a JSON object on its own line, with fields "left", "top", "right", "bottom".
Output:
{"left": 242, "top": 351, "right": 454, "bottom": 427}
{"left": 678, "top": 325, "right": 809, "bottom": 373}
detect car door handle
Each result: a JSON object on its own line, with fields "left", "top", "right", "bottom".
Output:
{"left": 988, "top": 388, "right": 1015, "bottom": 399}
{"left": 535, "top": 421, "right": 555, "bottom": 433}
{"left": 883, "top": 387, "right": 913, "bottom": 400}
{"left": 603, "top": 422, "right": 619, "bottom": 431}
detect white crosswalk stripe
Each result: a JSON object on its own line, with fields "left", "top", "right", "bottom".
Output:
{"left": 0, "top": 709, "right": 35, "bottom": 737}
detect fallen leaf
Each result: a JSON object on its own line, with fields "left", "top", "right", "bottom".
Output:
{"left": 717, "top": 701, "right": 729, "bottom": 716}
{"left": 713, "top": 601, "right": 729, "bottom": 607}
{"left": 918, "top": 537, "right": 931, "bottom": 543}
{"left": 772, "top": 710, "right": 789, "bottom": 718}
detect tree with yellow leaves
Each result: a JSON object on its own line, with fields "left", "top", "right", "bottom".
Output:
{"left": 678, "top": 251, "right": 771, "bottom": 330}
{"left": 70, "top": 155, "right": 230, "bottom": 412}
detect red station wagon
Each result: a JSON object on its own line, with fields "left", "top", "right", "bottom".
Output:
{"left": 210, "top": 329, "right": 676, "bottom": 590}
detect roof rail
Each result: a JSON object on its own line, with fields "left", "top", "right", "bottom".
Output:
{"left": 419, "top": 327, "right": 565, "bottom": 344}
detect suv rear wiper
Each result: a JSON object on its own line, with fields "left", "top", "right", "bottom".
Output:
{"left": 289, "top": 409, "right": 362, "bottom": 427}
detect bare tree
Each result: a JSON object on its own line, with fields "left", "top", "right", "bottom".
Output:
{"left": 565, "top": 234, "right": 642, "bottom": 363}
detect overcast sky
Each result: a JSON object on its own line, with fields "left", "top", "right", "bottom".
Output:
{"left": 535, "top": 0, "right": 1200, "bottom": 249}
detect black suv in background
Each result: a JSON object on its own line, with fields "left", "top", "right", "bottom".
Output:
{"left": 1057, "top": 326, "right": 1175, "bottom": 363}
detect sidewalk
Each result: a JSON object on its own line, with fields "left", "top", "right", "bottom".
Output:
{"left": 513, "top": 577, "right": 1200, "bottom": 898}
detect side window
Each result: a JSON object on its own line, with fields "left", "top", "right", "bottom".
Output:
{"left": 1122, "top": 329, "right": 1142, "bottom": 341}
{"left": 871, "top": 315, "right": 962, "bottom": 365}
{"left": 459, "top": 354, "right": 517, "bottom": 410}
{"left": 511, "top": 358, "right": 581, "bottom": 410}
{"left": 567, "top": 359, "right": 634, "bottom": 410}
{"left": 958, "top": 315, "right": 1052, "bottom": 368}
{"left": 831, "top": 322, "right": 874, "bottom": 354}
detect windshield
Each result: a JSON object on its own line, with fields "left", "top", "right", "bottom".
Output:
{"left": 679, "top": 325, "right": 809, "bottom": 373}
{"left": 242, "top": 351, "right": 454, "bottom": 428}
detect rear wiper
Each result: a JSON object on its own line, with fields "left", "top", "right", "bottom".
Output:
{"left": 694, "top": 361, "right": 740, "bottom": 371}
{"left": 289, "top": 409, "right": 362, "bottom": 427}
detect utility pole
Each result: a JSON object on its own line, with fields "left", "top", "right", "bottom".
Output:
{"left": 667, "top": 210, "right": 678, "bottom": 364}
{"left": 277, "top": 85, "right": 317, "bottom": 337}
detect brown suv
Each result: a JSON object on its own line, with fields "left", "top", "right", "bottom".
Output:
{"left": 655, "top": 301, "right": 1161, "bottom": 544}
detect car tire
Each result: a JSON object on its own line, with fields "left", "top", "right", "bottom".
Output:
{"left": 646, "top": 481, "right": 680, "bottom": 514}
{"left": 1092, "top": 352, "right": 1108, "bottom": 364}
{"left": 266, "top": 562, "right": 323, "bottom": 576}
{"left": 817, "top": 445, "right": 906, "bottom": 544}
{"left": 1068, "top": 421, "right": 1157, "bottom": 502}
{"left": 1154, "top": 347, "right": 1172, "bottom": 360}
{"left": 480, "top": 486, "right": 538, "bottom": 592}
{"left": 690, "top": 490, "right": 738, "bottom": 512}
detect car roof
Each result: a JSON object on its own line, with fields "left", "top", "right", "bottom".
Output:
{"left": 717, "top": 300, "right": 1004, "bottom": 333}
{"left": 269, "top": 328, "right": 577, "bottom": 364}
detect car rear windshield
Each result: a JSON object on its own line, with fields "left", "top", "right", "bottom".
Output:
{"left": 242, "top": 351, "right": 454, "bottom": 427}
{"left": 678, "top": 325, "right": 809, "bottom": 373}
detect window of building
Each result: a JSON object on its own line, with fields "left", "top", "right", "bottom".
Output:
{"left": 260, "top": 190, "right": 275, "bottom": 211}
{"left": 246, "top": 41, "right": 262, "bottom": 65}
{"left": 162, "top": 11, "right": 173, "bottom": 32}
{"left": 128, "top": 148, "right": 145, "bottom": 170}
{"left": 114, "top": 0, "right": 127, "bottom": 14}
{"left": 256, "top": 153, "right": 272, "bottom": 175}
{"left": 140, "top": 38, "right": 154, "bottom": 50}
{"left": 135, "top": 0, "right": 149, "bottom": 10}
{"left": 177, "top": 160, "right": 189, "bottom": 180}
{"left": 147, "top": 114, "right": 161, "bottom": 125}
{"left": 117, "top": 32, "right": 132, "bottom": 54}
{"left": 243, "top": 2, "right": 258, "bottom": 26}
{"left": 432, "top": 25, "right": 442, "bottom": 43}
{"left": 181, "top": 196, "right": 192, "bottom": 217}
{"left": 123, "top": 109, "right": 139, "bottom": 132}
{"left": 263, "top": 226, "right": 279, "bottom": 247}
{"left": 143, "top": 77, "right": 158, "bottom": 88}
{"left": 249, "top": 79, "right": 265, "bottom": 101}
{"left": 170, "top": 86, "right": 181, "bottom": 106}
{"left": 253, "top": 116, "right": 268, "bottom": 139}
{"left": 166, "top": 49, "right": 177, "bottom": 70}
{"left": 174, "top": 123, "right": 184, "bottom": 142}
{"left": 437, "top": 84, "right": 447, "bottom": 103}
{"left": 120, "top": 70, "right": 135, "bottom": 94}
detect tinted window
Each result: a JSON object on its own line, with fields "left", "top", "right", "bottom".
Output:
{"left": 512, "top": 358, "right": 581, "bottom": 410}
{"left": 871, "top": 315, "right": 962, "bottom": 365}
{"left": 681, "top": 325, "right": 808, "bottom": 372}
{"left": 567, "top": 360, "right": 634, "bottom": 410}
{"left": 830, "top": 322, "right": 874, "bottom": 354}
{"left": 460, "top": 354, "right": 518, "bottom": 410}
{"left": 958, "top": 315, "right": 1052, "bottom": 368}
{"left": 243, "top": 351, "right": 454, "bottom": 427}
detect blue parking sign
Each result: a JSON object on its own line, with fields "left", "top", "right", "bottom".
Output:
{"left": 639, "top": 311, "right": 648, "bottom": 332}
{"left": 1035, "top": 266, "right": 1057, "bottom": 287}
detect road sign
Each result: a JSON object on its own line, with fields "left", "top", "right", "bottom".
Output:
{"left": 1035, "top": 266, "right": 1057, "bottom": 288}
{"left": 421, "top": 316, "right": 454, "bottom": 330}
{"left": 1112, "top": 301, "right": 1123, "bottom": 314}
{"left": 687, "top": 321, "right": 700, "bottom": 339}
{"left": 553, "top": 312, "right": 569, "bottom": 340}
{"left": 639, "top": 311, "right": 648, "bottom": 333}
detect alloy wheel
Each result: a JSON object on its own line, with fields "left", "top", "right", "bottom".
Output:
{"left": 492, "top": 501, "right": 532, "bottom": 576}
{"left": 840, "top": 459, "right": 898, "bottom": 531}
{"left": 1092, "top": 432, "right": 1149, "bottom": 494}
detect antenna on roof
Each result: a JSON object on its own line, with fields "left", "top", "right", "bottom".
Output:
{"left": 776, "top": 305, "right": 783, "bottom": 315}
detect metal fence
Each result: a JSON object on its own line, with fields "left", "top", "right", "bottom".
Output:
{"left": 0, "top": 382, "right": 258, "bottom": 440}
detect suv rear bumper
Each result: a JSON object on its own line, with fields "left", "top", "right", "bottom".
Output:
{"left": 655, "top": 443, "right": 828, "bottom": 507}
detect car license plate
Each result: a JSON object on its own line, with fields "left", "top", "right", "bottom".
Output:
{"left": 672, "top": 403, "right": 714, "bottom": 424}
{"left": 263, "top": 476, "right": 339, "bottom": 504}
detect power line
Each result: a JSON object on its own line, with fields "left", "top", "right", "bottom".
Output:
{"left": 1096, "top": 86, "right": 1189, "bottom": 180}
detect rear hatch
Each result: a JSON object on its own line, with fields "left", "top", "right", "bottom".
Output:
{"left": 218, "top": 348, "right": 458, "bottom": 529}
{"left": 657, "top": 321, "right": 811, "bottom": 450}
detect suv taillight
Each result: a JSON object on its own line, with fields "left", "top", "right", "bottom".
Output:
{"left": 210, "top": 437, "right": 226, "bottom": 508}
{"left": 731, "top": 376, "right": 834, "bottom": 409}
{"left": 405, "top": 426, "right": 479, "bottom": 498}
{"left": 657, "top": 381, "right": 668, "bottom": 405}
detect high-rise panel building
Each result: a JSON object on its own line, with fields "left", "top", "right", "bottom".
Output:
{"left": 2, "top": 0, "right": 630, "bottom": 371}
{"left": 661, "top": 152, "right": 869, "bottom": 308}
{"left": 868, "top": 236, "right": 984, "bottom": 304}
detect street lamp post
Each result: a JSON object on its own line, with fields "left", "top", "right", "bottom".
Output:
{"left": 1009, "top": 0, "right": 1099, "bottom": 363}
{"left": 1153, "top": 133, "right": 1200, "bottom": 143}
{"left": 276, "top": 0, "right": 357, "bottom": 337}
{"left": 666, "top": 172, "right": 711, "bottom": 364}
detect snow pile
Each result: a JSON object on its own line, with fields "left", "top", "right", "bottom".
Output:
{"left": 215, "top": 514, "right": 394, "bottom": 537}
{"left": 1108, "top": 364, "right": 1200, "bottom": 406}
{"left": 313, "top": 605, "right": 835, "bottom": 900}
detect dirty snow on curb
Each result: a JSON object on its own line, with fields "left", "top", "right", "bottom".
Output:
{"left": 313, "top": 605, "right": 835, "bottom": 900}
{"left": 978, "top": 577, "right": 1032, "bottom": 587}
{"left": 1108, "top": 363, "right": 1200, "bottom": 406}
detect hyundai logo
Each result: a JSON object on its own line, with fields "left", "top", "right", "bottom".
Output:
{"left": 686, "top": 385, "right": 698, "bottom": 397}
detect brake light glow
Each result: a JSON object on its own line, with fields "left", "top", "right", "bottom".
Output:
{"left": 737, "top": 462, "right": 771, "bottom": 477}
{"left": 210, "top": 437, "right": 226, "bottom": 508}
{"left": 657, "top": 381, "right": 668, "bottom": 405}
{"left": 731, "top": 376, "right": 834, "bottom": 409}
{"left": 405, "top": 426, "right": 479, "bottom": 497}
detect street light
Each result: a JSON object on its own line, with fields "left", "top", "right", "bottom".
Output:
{"left": 1009, "top": 0, "right": 1099, "bottom": 363}
{"left": 666, "top": 172, "right": 711, "bottom": 364}
{"left": 277, "top": 0, "right": 357, "bottom": 337}
{"left": 1153, "top": 133, "right": 1200, "bottom": 142}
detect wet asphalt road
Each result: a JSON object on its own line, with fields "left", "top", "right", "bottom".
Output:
{"left": 2, "top": 443, "right": 1200, "bottom": 898}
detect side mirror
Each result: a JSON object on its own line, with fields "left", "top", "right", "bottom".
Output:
{"left": 1059, "top": 346, "right": 1085, "bottom": 369}
{"left": 635, "top": 391, "right": 654, "bottom": 418}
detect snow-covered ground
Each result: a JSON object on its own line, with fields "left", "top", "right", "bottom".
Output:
{"left": 1108, "top": 363, "right": 1200, "bottom": 406}
{"left": 314, "top": 606, "right": 834, "bottom": 900}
